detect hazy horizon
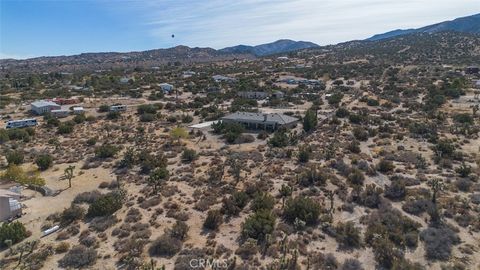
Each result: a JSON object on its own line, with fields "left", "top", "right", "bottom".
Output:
{"left": 1, "top": 0, "right": 479, "bottom": 60}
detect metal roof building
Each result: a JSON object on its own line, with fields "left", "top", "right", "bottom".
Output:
{"left": 31, "top": 100, "right": 61, "bottom": 115}
{"left": 221, "top": 112, "right": 299, "bottom": 131}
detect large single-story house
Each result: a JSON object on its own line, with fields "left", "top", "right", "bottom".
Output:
{"left": 237, "top": 91, "right": 268, "bottom": 99}
{"left": 159, "top": 83, "right": 174, "bottom": 93}
{"left": 221, "top": 112, "right": 299, "bottom": 130}
{"left": 31, "top": 100, "right": 61, "bottom": 115}
{"left": 0, "top": 189, "right": 22, "bottom": 222}
{"left": 212, "top": 75, "right": 237, "bottom": 83}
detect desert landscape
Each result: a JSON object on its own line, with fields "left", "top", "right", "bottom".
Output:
{"left": 0, "top": 25, "right": 480, "bottom": 270}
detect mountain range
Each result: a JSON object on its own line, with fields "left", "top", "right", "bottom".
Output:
{"left": 367, "top": 13, "right": 480, "bottom": 41}
{"left": 1, "top": 13, "right": 480, "bottom": 73}
{"left": 219, "top": 39, "right": 319, "bottom": 56}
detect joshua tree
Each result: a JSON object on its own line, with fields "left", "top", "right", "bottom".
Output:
{"left": 471, "top": 104, "right": 479, "bottom": 117}
{"left": 279, "top": 184, "right": 292, "bottom": 208}
{"left": 148, "top": 167, "right": 169, "bottom": 194}
{"left": 64, "top": 165, "right": 75, "bottom": 188}
{"left": 428, "top": 178, "right": 445, "bottom": 223}
{"left": 227, "top": 154, "right": 244, "bottom": 184}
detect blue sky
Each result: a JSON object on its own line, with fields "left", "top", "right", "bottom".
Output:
{"left": 0, "top": 0, "right": 478, "bottom": 59}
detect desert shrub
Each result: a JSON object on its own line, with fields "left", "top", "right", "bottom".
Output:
{"left": 402, "top": 198, "right": 432, "bottom": 215}
{"left": 79, "top": 235, "right": 97, "bottom": 247}
{"left": 434, "top": 139, "right": 455, "bottom": 158}
{"left": 98, "top": 104, "right": 109, "bottom": 112}
{"left": 283, "top": 196, "right": 320, "bottom": 225}
{"left": 347, "top": 140, "right": 361, "bottom": 153}
{"left": 60, "top": 205, "right": 85, "bottom": 226}
{"left": 347, "top": 168, "right": 364, "bottom": 186}
{"left": 58, "top": 245, "right": 97, "bottom": 268}
{"left": 222, "top": 191, "right": 249, "bottom": 216}
{"left": 268, "top": 130, "right": 290, "bottom": 148}
{"left": 335, "top": 221, "right": 362, "bottom": 250}
{"left": 242, "top": 210, "right": 276, "bottom": 241}
{"left": 299, "top": 165, "right": 328, "bottom": 187}
{"left": 384, "top": 180, "right": 406, "bottom": 200}
{"left": 352, "top": 127, "right": 369, "bottom": 141}
{"left": 124, "top": 208, "right": 142, "bottom": 223}
{"left": 377, "top": 159, "right": 395, "bottom": 173}
{"left": 367, "top": 98, "right": 379, "bottom": 106}
{"left": 170, "top": 220, "right": 189, "bottom": 240}
{"left": 335, "top": 107, "right": 350, "bottom": 118}
{"left": 89, "top": 216, "right": 118, "bottom": 232}
{"left": 137, "top": 104, "right": 158, "bottom": 115}
{"left": 6, "top": 150, "right": 24, "bottom": 165}
{"left": 0, "top": 221, "right": 28, "bottom": 248}
{"left": 73, "top": 191, "right": 102, "bottom": 204}
{"left": 455, "top": 163, "right": 471, "bottom": 178}
{"left": 94, "top": 144, "right": 119, "bottom": 158}
{"left": 298, "top": 146, "right": 311, "bottom": 163}
{"left": 106, "top": 111, "right": 121, "bottom": 120}
{"left": 86, "top": 137, "right": 97, "bottom": 146}
{"left": 55, "top": 242, "right": 70, "bottom": 253}
{"left": 364, "top": 206, "right": 421, "bottom": 249}
{"left": 139, "top": 113, "right": 155, "bottom": 122}
{"left": 251, "top": 192, "right": 275, "bottom": 212}
{"left": 340, "top": 258, "right": 364, "bottom": 270}
{"left": 35, "top": 154, "right": 53, "bottom": 171}
{"left": 181, "top": 148, "right": 197, "bottom": 162}
{"left": 371, "top": 237, "right": 403, "bottom": 269}
{"left": 57, "top": 121, "right": 75, "bottom": 134}
{"left": 311, "top": 253, "right": 339, "bottom": 270}
{"left": 203, "top": 210, "right": 223, "bottom": 230}
{"left": 420, "top": 225, "right": 460, "bottom": 261}
{"left": 149, "top": 234, "right": 182, "bottom": 257}
{"left": 87, "top": 191, "right": 124, "bottom": 217}
{"left": 455, "top": 178, "right": 472, "bottom": 192}
{"left": 181, "top": 114, "right": 193, "bottom": 123}
{"left": 358, "top": 184, "right": 383, "bottom": 208}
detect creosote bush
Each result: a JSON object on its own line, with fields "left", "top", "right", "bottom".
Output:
{"left": 283, "top": 196, "right": 320, "bottom": 225}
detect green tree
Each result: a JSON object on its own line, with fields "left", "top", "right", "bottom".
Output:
{"left": 303, "top": 109, "right": 318, "bottom": 132}
{"left": 170, "top": 127, "right": 188, "bottom": 144}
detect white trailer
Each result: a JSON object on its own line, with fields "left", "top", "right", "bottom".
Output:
{"left": 110, "top": 105, "right": 127, "bottom": 112}
{"left": 5, "top": 118, "right": 38, "bottom": 129}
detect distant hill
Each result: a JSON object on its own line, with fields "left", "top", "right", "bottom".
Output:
{"left": 367, "top": 13, "right": 480, "bottom": 41}
{"left": 220, "top": 39, "right": 320, "bottom": 56}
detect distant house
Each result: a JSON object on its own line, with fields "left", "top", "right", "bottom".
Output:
{"left": 31, "top": 100, "right": 61, "bottom": 115}
{"left": 206, "top": 87, "right": 223, "bottom": 94}
{"left": 465, "top": 66, "right": 479, "bottom": 74}
{"left": 51, "top": 109, "right": 70, "bottom": 118}
{"left": 221, "top": 112, "right": 299, "bottom": 131}
{"left": 120, "top": 77, "right": 134, "bottom": 84}
{"left": 182, "top": 71, "right": 196, "bottom": 78}
{"left": 0, "top": 189, "right": 22, "bottom": 222}
{"left": 237, "top": 91, "right": 268, "bottom": 99}
{"left": 159, "top": 83, "right": 174, "bottom": 93}
{"left": 212, "top": 75, "right": 236, "bottom": 83}
{"left": 73, "top": 107, "right": 85, "bottom": 114}
{"left": 271, "top": 91, "right": 285, "bottom": 99}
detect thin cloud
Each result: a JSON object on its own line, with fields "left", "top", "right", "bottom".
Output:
{"left": 111, "top": 0, "right": 479, "bottom": 48}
